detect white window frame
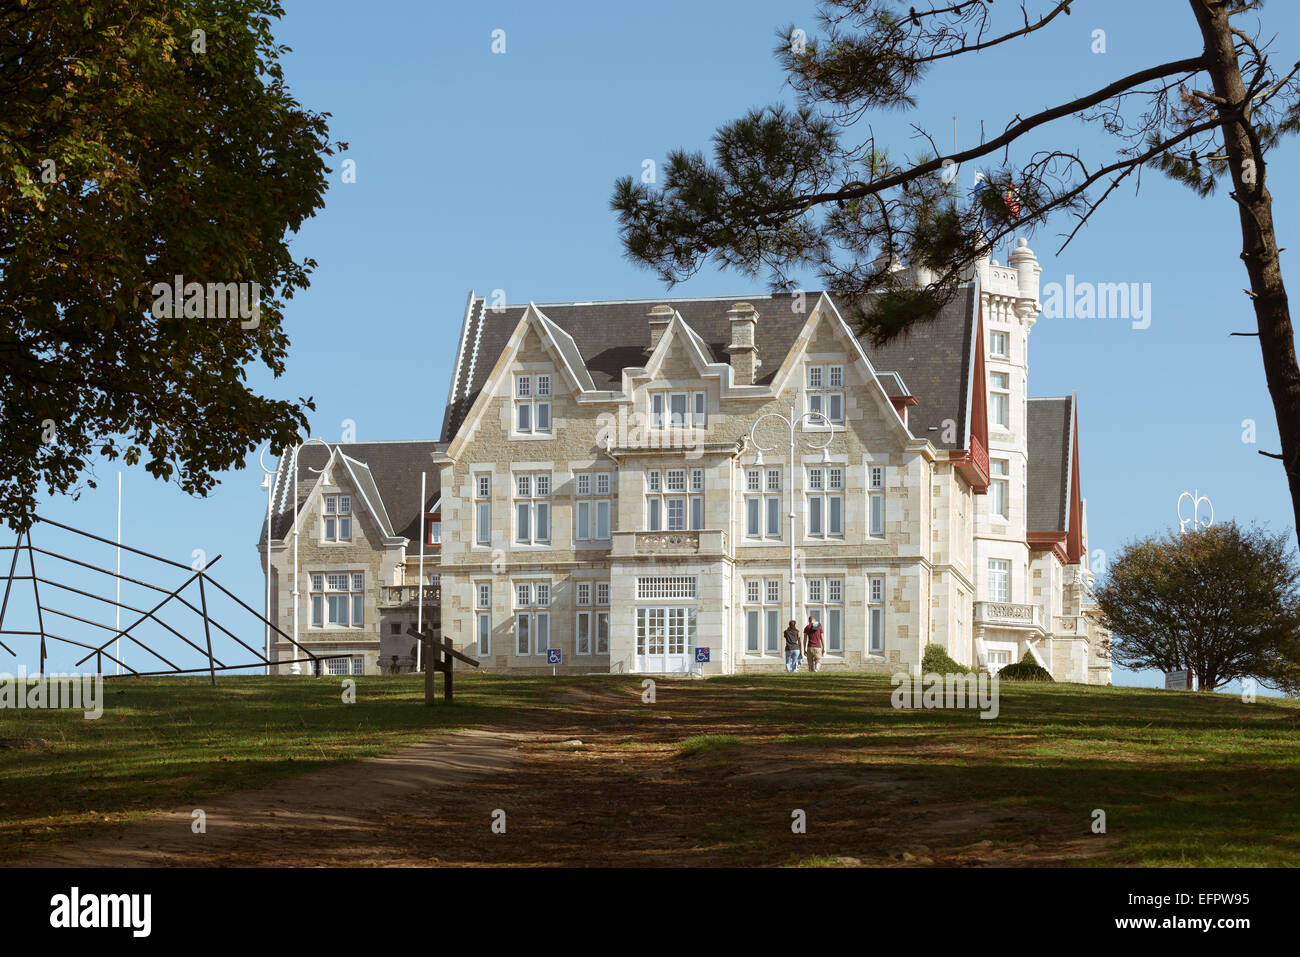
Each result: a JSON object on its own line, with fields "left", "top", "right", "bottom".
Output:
{"left": 513, "top": 580, "right": 552, "bottom": 656}
{"left": 309, "top": 571, "right": 365, "bottom": 629}
{"left": 514, "top": 374, "right": 553, "bottom": 436}
{"left": 988, "top": 559, "right": 1012, "bottom": 603}
{"left": 868, "top": 575, "right": 885, "bottom": 654}
{"left": 868, "top": 465, "right": 886, "bottom": 537}
{"left": 513, "top": 471, "right": 552, "bottom": 546}
{"left": 575, "top": 471, "right": 612, "bottom": 542}
{"left": 805, "top": 365, "right": 845, "bottom": 424}
{"left": 321, "top": 494, "right": 352, "bottom": 543}
{"left": 990, "top": 458, "right": 1010, "bottom": 520}
{"left": 743, "top": 578, "right": 783, "bottom": 656}
{"left": 990, "top": 372, "right": 1011, "bottom": 430}
{"left": 805, "top": 467, "right": 844, "bottom": 539}
{"left": 474, "top": 472, "right": 492, "bottom": 546}
{"left": 989, "top": 330, "right": 1010, "bottom": 358}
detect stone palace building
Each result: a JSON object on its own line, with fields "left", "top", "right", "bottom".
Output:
{"left": 259, "top": 240, "right": 1110, "bottom": 683}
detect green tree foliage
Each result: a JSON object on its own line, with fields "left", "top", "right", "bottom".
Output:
{"left": 1095, "top": 523, "right": 1300, "bottom": 693}
{"left": 921, "top": 642, "right": 970, "bottom": 675}
{"left": 612, "top": 1, "right": 1300, "bottom": 547}
{"left": 0, "top": 0, "right": 338, "bottom": 529}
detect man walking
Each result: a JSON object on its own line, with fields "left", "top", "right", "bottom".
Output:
{"left": 783, "top": 619, "right": 801, "bottom": 673}
{"left": 803, "top": 615, "right": 824, "bottom": 672}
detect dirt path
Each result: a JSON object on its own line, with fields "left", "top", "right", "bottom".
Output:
{"left": 11, "top": 681, "right": 1119, "bottom": 867}
{"left": 13, "top": 730, "right": 530, "bottom": 867}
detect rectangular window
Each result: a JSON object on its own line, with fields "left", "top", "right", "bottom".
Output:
{"left": 766, "top": 496, "right": 781, "bottom": 537}
{"left": 669, "top": 393, "right": 688, "bottom": 428}
{"left": 990, "top": 458, "right": 1009, "bottom": 520}
{"left": 746, "top": 609, "right": 761, "bottom": 653}
{"left": 765, "top": 609, "right": 780, "bottom": 653}
{"left": 650, "top": 393, "right": 665, "bottom": 429}
{"left": 868, "top": 466, "right": 885, "bottom": 537}
{"left": 637, "top": 576, "right": 697, "bottom": 599}
{"left": 806, "top": 467, "right": 842, "bottom": 539}
{"left": 514, "top": 375, "right": 552, "bottom": 435}
{"left": 478, "top": 613, "right": 491, "bottom": 656}
{"left": 990, "top": 331, "right": 1009, "bottom": 358}
{"left": 576, "top": 612, "right": 591, "bottom": 654}
{"left": 513, "top": 471, "right": 552, "bottom": 545}
{"left": 516, "top": 613, "right": 530, "bottom": 655}
{"left": 596, "top": 582, "right": 609, "bottom": 605}
{"left": 322, "top": 494, "right": 352, "bottom": 542}
{"left": 806, "top": 365, "right": 844, "bottom": 423}
{"left": 596, "top": 472, "right": 611, "bottom": 495}
{"left": 595, "top": 611, "right": 609, "bottom": 654}
{"left": 427, "top": 519, "right": 441, "bottom": 546}
{"left": 988, "top": 559, "right": 1012, "bottom": 602}
{"left": 577, "top": 582, "right": 591, "bottom": 606}
{"left": 990, "top": 372, "right": 1010, "bottom": 429}
{"left": 475, "top": 473, "right": 492, "bottom": 546}
{"left": 868, "top": 576, "right": 885, "bottom": 654}
{"left": 693, "top": 391, "right": 706, "bottom": 428}
{"left": 476, "top": 582, "right": 491, "bottom": 609}
{"left": 309, "top": 571, "right": 364, "bottom": 628}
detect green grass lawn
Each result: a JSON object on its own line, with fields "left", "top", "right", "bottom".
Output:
{"left": 1, "top": 671, "right": 1297, "bottom": 866}
{"left": 0, "top": 673, "right": 561, "bottom": 858}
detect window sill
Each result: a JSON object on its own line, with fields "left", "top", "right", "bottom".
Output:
{"left": 509, "top": 432, "right": 555, "bottom": 440}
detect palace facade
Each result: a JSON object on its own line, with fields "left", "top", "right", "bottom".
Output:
{"left": 260, "top": 241, "right": 1110, "bottom": 682}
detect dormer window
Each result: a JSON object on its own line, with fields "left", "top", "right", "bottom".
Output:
{"left": 649, "top": 390, "right": 706, "bottom": 428}
{"left": 515, "top": 375, "right": 552, "bottom": 435}
{"left": 323, "top": 495, "right": 351, "bottom": 542}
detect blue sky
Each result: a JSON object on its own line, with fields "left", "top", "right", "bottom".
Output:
{"left": 15, "top": 0, "right": 1300, "bottom": 690}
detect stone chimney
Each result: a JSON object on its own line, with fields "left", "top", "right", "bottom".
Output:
{"left": 647, "top": 304, "right": 674, "bottom": 350}
{"left": 726, "top": 302, "right": 759, "bottom": 385}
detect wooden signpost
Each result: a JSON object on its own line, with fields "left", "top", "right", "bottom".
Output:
{"left": 406, "top": 625, "right": 479, "bottom": 703}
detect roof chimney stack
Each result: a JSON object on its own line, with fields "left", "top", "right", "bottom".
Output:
{"left": 647, "top": 304, "right": 674, "bottom": 350}
{"left": 726, "top": 302, "right": 760, "bottom": 385}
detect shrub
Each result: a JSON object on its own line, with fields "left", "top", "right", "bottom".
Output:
{"left": 996, "top": 651, "right": 1054, "bottom": 682}
{"left": 921, "top": 643, "right": 970, "bottom": 675}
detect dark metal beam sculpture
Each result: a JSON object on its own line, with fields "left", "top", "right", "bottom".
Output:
{"left": 0, "top": 515, "right": 339, "bottom": 683}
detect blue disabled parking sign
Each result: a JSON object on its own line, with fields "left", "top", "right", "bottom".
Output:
{"left": 547, "top": 648, "right": 562, "bottom": 665}
{"left": 695, "top": 647, "right": 710, "bottom": 663}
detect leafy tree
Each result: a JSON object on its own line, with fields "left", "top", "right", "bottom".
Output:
{"left": 0, "top": 0, "right": 337, "bottom": 530}
{"left": 1095, "top": 523, "right": 1300, "bottom": 693}
{"left": 612, "top": 0, "right": 1300, "bottom": 545}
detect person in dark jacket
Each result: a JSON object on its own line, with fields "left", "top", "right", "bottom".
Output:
{"left": 804, "top": 616, "right": 825, "bottom": 672}
{"left": 783, "top": 620, "right": 801, "bottom": 673}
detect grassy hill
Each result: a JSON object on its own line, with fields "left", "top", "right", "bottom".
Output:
{"left": 0, "top": 673, "right": 1296, "bottom": 865}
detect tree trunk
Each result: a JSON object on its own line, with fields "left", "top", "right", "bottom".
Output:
{"left": 1191, "top": 1, "right": 1300, "bottom": 548}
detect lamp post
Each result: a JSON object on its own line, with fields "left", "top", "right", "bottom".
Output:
{"left": 257, "top": 444, "right": 280, "bottom": 676}
{"left": 747, "top": 397, "right": 835, "bottom": 632}
{"left": 290, "top": 438, "right": 339, "bottom": 676}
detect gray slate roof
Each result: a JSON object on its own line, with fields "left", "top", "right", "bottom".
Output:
{"left": 1026, "top": 397, "right": 1073, "bottom": 533}
{"left": 260, "top": 440, "right": 444, "bottom": 545}
{"left": 441, "top": 287, "right": 979, "bottom": 447}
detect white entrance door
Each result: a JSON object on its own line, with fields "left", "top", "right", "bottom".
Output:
{"left": 635, "top": 606, "right": 694, "bottom": 673}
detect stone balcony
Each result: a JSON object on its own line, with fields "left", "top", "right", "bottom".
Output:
{"left": 611, "top": 529, "right": 728, "bottom": 558}
{"left": 974, "top": 600, "right": 1045, "bottom": 633}
{"left": 378, "top": 584, "right": 441, "bottom": 608}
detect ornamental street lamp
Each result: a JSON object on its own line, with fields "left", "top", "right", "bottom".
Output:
{"left": 257, "top": 443, "right": 280, "bottom": 676}
{"left": 290, "top": 437, "right": 339, "bottom": 676}
{"left": 746, "top": 396, "right": 835, "bottom": 633}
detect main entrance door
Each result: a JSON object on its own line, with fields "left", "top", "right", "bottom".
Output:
{"left": 635, "top": 606, "right": 695, "bottom": 673}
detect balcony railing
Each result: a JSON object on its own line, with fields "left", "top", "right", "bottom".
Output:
{"left": 379, "top": 584, "right": 441, "bottom": 607}
{"left": 974, "top": 600, "right": 1044, "bottom": 631}
{"left": 611, "top": 529, "right": 728, "bottom": 558}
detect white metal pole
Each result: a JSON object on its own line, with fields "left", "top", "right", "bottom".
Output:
{"left": 789, "top": 404, "right": 797, "bottom": 630}
{"left": 264, "top": 471, "right": 273, "bottom": 676}
{"left": 291, "top": 443, "right": 301, "bottom": 675}
{"left": 415, "top": 471, "right": 426, "bottom": 673}
{"left": 115, "top": 471, "right": 121, "bottom": 675}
